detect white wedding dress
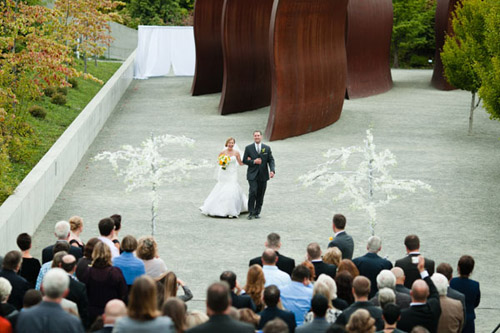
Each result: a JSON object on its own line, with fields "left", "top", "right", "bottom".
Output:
{"left": 200, "top": 155, "right": 248, "bottom": 217}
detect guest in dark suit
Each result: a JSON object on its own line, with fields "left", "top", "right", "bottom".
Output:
{"left": 391, "top": 267, "right": 411, "bottom": 295}
{"left": 42, "top": 221, "right": 83, "bottom": 264}
{"left": 186, "top": 282, "right": 255, "bottom": 333}
{"left": 60, "top": 255, "right": 89, "bottom": 329}
{"left": 258, "top": 285, "right": 296, "bottom": 332}
{"left": 397, "top": 256, "right": 441, "bottom": 333}
{"left": 327, "top": 214, "right": 354, "bottom": 260}
{"left": 436, "top": 262, "right": 467, "bottom": 322}
{"left": 94, "top": 299, "right": 127, "bottom": 333}
{"left": 0, "top": 251, "right": 31, "bottom": 310}
{"left": 297, "top": 295, "right": 331, "bottom": 333}
{"left": 16, "top": 233, "right": 41, "bottom": 289}
{"left": 249, "top": 233, "right": 295, "bottom": 276}
{"left": 334, "top": 276, "right": 384, "bottom": 330}
{"left": 307, "top": 243, "right": 337, "bottom": 280}
{"left": 353, "top": 236, "right": 393, "bottom": 298}
{"left": 16, "top": 268, "right": 84, "bottom": 333}
{"left": 379, "top": 303, "right": 406, "bottom": 333}
{"left": 394, "top": 235, "right": 434, "bottom": 289}
{"left": 220, "top": 271, "right": 256, "bottom": 311}
{"left": 450, "top": 255, "right": 480, "bottom": 333}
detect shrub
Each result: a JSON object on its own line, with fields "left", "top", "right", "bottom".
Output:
{"left": 68, "top": 78, "right": 78, "bottom": 89}
{"left": 43, "top": 87, "right": 56, "bottom": 97}
{"left": 57, "top": 86, "right": 68, "bottom": 95}
{"left": 28, "top": 105, "right": 47, "bottom": 119}
{"left": 51, "top": 93, "right": 67, "bottom": 105}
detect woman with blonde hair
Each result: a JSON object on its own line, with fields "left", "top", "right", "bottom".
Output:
{"left": 156, "top": 271, "right": 193, "bottom": 308}
{"left": 136, "top": 236, "right": 168, "bottom": 279}
{"left": 114, "top": 275, "right": 174, "bottom": 332}
{"left": 304, "top": 281, "right": 342, "bottom": 324}
{"left": 185, "top": 310, "right": 209, "bottom": 329}
{"left": 68, "top": 216, "right": 84, "bottom": 250}
{"left": 242, "top": 264, "right": 265, "bottom": 312}
{"left": 323, "top": 247, "right": 342, "bottom": 267}
{"left": 346, "top": 309, "right": 376, "bottom": 333}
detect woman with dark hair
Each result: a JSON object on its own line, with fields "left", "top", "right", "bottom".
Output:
{"left": 110, "top": 214, "right": 122, "bottom": 251}
{"left": 80, "top": 242, "right": 128, "bottom": 324}
{"left": 112, "top": 235, "right": 145, "bottom": 290}
{"left": 76, "top": 237, "right": 100, "bottom": 280}
{"left": 157, "top": 271, "right": 193, "bottom": 308}
{"left": 335, "top": 271, "right": 355, "bottom": 305}
{"left": 114, "top": 276, "right": 174, "bottom": 332}
{"left": 16, "top": 233, "right": 41, "bottom": 288}
{"left": 242, "top": 264, "right": 265, "bottom": 312}
{"left": 450, "top": 255, "right": 480, "bottom": 333}
{"left": 162, "top": 298, "right": 187, "bottom": 333}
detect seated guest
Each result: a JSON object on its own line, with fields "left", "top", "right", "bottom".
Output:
{"left": 23, "top": 289, "right": 42, "bottom": 309}
{"left": 263, "top": 318, "right": 289, "bottom": 333}
{"left": 41, "top": 221, "right": 82, "bottom": 264}
{"left": 397, "top": 256, "right": 441, "bottom": 333}
{"left": 450, "top": 255, "right": 480, "bottom": 333}
{"left": 369, "top": 270, "right": 411, "bottom": 309}
{"left": 16, "top": 233, "right": 41, "bottom": 288}
{"left": 249, "top": 233, "right": 295, "bottom": 276}
{"left": 157, "top": 271, "right": 193, "bottom": 308}
{"left": 431, "top": 273, "right": 464, "bottom": 333}
{"left": 113, "top": 276, "right": 174, "bottom": 332}
{"left": 112, "top": 235, "right": 145, "bottom": 289}
{"left": 301, "top": 261, "right": 316, "bottom": 283}
{"left": 220, "top": 271, "right": 256, "bottom": 311}
{"left": 80, "top": 242, "right": 127, "bottom": 325}
{"left": 242, "top": 264, "right": 266, "bottom": 312}
{"left": 334, "top": 276, "right": 384, "bottom": 331}
{"left": 262, "top": 249, "right": 291, "bottom": 290}
{"left": 36, "top": 243, "right": 69, "bottom": 290}
{"left": 94, "top": 299, "right": 127, "bottom": 333}
{"left": 323, "top": 247, "right": 342, "bottom": 267}
{"left": 391, "top": 267, "right": 411, "bottom": 295}
{"left": 258, "top": 285, "right": 296, "bottom": 332}
{"left": 162, "top": 297, "right": 187, "bottom": 333}
{"left": 75, "top": 238, "right": 100, "bottom": 281}
{"left": 304, "top": 281, "right": 342, "bottom": 324}
{"left": 185, "top": 282, "right": 254, "bottom": 332}
{"left": 68, "top": 216, "right": 85, "bottom": 250}
{"left": 338, "top": 259, "right": 359, "bottom": 278}
{"left": 297, "top": 294, "right": 331, "bottom": 333}
{"left": 60, "top": 254, "right": 89, "bottom": 328}
{"left": 307, "top": 242, "right": 337, "bottom": 280}
{"left": 185, "top": 310, "right": 209, "bottom": 330}
{"left": 238, "top": 308, "right": 260, "bottom": 328}
{"left": 280, "top": 265, "right": 314, "bottom": 326}
{"left": 16, "top": 268, "right": 84, "bottom": 333}
{"left": 377, "top": 288, "right": 396, "bottom": 310}
{"left": 0, "top": 278, "right": 18, "bottom": 329}
{"left": 317, "top": 274, "right": 348, "bottom": 311}
{"left": 346, "top": 309, "right": 376, "bottom": 333}
{"left": 394, "top": 235, "right": 435, "bottom": 289}
{"left": 110, "top": 214, "right": 122, "bottom": 252}
{"left": 137, "top": 236, "right": 168, "bottom": 279}
{"left": 410, "top": 326, "right": 430, "bottom": 333}
{"left": 335, "top": 271, "right": 355, "bottom": 306}
{"left": 328, "top": 214, "right": 354, "bottom": 260}
{"left": 436, "top": 262, "right": 466, "bottom": 321}
{"left": 0, "top": 251, "right": 31, "bottom": 310}
{"left": 353, "top": 236, "right": 393, "bottom": 298}
{"left": 97, "top": 218, "right": 120, "bottom": 258}
{"left": 379, "top": 303, "right": 405, "bottom": 333}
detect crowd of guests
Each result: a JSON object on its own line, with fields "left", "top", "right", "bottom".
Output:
{"left": 0, "top": 213, "right": 481, "bottom": 333}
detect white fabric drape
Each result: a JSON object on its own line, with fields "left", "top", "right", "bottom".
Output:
{"left": 134, "top": 26, "right": 195, "bottom": 79}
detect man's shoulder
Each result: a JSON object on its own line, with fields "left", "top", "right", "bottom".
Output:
{"left": 249, "top": 256, "right": 262, "bottom": 266}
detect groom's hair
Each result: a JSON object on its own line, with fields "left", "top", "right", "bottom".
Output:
{"left": 333, "top": 214, "right": 346, "bottom": 229}
{"left": 253, "top": 130, "right": 262, "bottom": 135}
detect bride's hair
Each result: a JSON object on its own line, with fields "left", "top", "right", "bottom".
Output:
{"left": 225, "top": 137, "right": 235, "bottom": 147}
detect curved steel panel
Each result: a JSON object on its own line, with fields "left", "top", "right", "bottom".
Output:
{"left": 345, "top": 0, "right": 393, "bottom": 99}
{"left": 431, "top": 0, "right": 458, "bottom": 90}
{"left": 218, "top": 0, "right": 274, "bottom": 115}
{"left": 191, "top": 0, "right": 225, "bottom": 96}
{"left": 266, "top": 0, "right": 348, "bottom": 141}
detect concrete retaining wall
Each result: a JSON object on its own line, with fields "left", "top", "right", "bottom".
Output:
{"left": 0, "top": 50, "right": 136, "bottom": 255}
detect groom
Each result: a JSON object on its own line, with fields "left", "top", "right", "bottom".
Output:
{"left": 243, "top": 130, "right": 275, "bottom": 220}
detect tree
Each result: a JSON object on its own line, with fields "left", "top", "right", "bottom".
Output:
{"left": 127, "top": 0, "right": 190, "bottom": 28}
{"left": 299, "top": 130, "right": 432, "bottom": 236}
{"left": 441, "top": 0, "right": 489, "bottom": 135}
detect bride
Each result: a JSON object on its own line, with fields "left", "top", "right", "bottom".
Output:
{"left": 200, "top": 137, "right": 248, "bottom": 218}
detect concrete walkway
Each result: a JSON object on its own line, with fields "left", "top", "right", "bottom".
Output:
{"left": 32, "top": 70, "right": 500, "bottom": 331}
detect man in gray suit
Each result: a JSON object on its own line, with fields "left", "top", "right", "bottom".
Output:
{"left": 296, "top": 295, "right": 330, "bottom": 333}
{"left": 327, "top": 214, "right": 354, "bottom": 259}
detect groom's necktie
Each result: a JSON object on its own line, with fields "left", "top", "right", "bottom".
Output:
{"left": 256, "top": 144, "right": 260, "bottom": 153}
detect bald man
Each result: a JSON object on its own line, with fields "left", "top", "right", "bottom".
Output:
{"left": 397, "top": 256, "right": 441, "bottom": 333}
{"left": 391, "top": 267, "right": 411, "bottom": 295}
{"left": 94, "top": 299, "right": 127, "bottom": 333}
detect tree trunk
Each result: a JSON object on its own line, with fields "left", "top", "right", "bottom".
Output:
{"left": 94, "top": 55, "right": 98, "bottom": 67}
{"left": 83, "top": 53, "right": 87, "bottom": 73}
{"left": 468, "top": 92, "right": 475, "bottom": 135}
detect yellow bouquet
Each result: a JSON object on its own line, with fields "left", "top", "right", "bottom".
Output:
{"left": 218, "top": 154, "right": 230, "bottom": 170}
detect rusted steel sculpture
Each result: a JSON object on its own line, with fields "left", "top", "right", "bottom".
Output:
{"left": 218, "top": 0, "right": 274, "bottom": 115}
{"left": 431, "top": 0, "right": 458, "bottom": 90}
{"left": 191, "top": 0, "right": 225, "bottom": 96}
{"left": 266, "top": 0, "right": 349, "bottom": 141}
{"left": 345, "top": 0, "right": 393, "bottom": 99}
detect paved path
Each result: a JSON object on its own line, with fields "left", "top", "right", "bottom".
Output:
{"left": 32, "top": 70, "right": 500, "bottom": 331}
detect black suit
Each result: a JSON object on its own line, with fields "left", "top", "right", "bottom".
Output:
{"left": 243, "top": 142, "right": 275, "bottom": 216}
{"left": 327, "top": 231, "right": 354, "bottom": 260}
{"left": 394, "top": 254, "right": 435, "bottom": 289}
{"left": 397, "top": 275, "right": 441, "bottom": 333}
{"left": 249, "top": 251, "right": 295, "bottom": 276}
{"left": 396, "top": 284, "right": 411, "bottom": 295}
{"left": 42, "top": 241, "right": 83, "bottom": 264}
{"left": 311, "top": 260, "right": 336, "bottom": 280}
{"left": 66, "top": 277, "right": 89, "bottom": 328}
{"left": 258, "top": 306, "right": 296, "bottom": 332}
{"left": 352, "top": 252, "right": 393, "bottom": 298}
{"left": 230, "top": 292, "right": 256, "bottom": 311}
{"left": 0, "top": 269, "right": 31, "bottom": 310}
{"left": 186, "top": 314, "right": 255, "bottom": 333}
{"left": 335, "top": 301, "right": 384, "bottom": 330}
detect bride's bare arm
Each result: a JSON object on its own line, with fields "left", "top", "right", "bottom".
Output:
{"left": 236, "top": 152, "right": 244, "bottom": 166}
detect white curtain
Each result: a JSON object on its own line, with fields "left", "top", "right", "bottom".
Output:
{"left": 134, "top": 26, "right": 195, "bottom": 79}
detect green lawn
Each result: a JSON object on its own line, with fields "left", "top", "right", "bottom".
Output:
{"left": 1, "top": 59, "right": 122, "bottom": 204}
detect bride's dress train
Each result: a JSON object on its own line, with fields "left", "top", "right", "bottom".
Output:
{"left": 200, "top": 156, "right": 248, "bottom": 217}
